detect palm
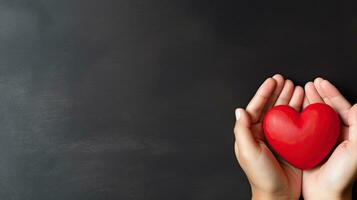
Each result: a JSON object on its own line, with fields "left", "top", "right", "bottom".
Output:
{"left": 303, "top": 123, "right": 353, "bottom": 195}
{"left": 252, "top": 115, "right": 302, "bottom": 194}
{"left": 250, "top": 121, "right": 301, "bottom": 194}
{"left": 302, "top": 78, "right": 357, "bottom": 198}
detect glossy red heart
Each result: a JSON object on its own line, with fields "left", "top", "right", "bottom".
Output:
{"left": 262, "top": 103, "right": 340, "bottom": 170}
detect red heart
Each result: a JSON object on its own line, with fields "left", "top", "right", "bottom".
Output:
{"left": 262, "top": 103, "right": 340, "bottom": 170}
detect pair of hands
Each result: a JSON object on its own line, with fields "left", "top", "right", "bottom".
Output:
{"left": 233, "top": 74, "right": 357, "bottom": 200}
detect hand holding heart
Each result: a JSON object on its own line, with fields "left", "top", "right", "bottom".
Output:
{"left": 233, "top": 75, "right": 357, "bottom": 200}
{"left": 301, "top": 78, "right": 357, "bottom": 200}
{"left": 234, "top": 75, "right": 303, "bottom": 200}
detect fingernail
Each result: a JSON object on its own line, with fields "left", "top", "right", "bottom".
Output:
{"left": 235, "top": 109, "right": 241, "bottom": 120}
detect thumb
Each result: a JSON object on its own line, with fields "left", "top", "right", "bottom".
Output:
{"left": 234, "top": 108, "right": 260, "bottom": 157}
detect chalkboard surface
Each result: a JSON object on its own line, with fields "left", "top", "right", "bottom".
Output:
{"left": 0, "top": 1, "right": 356, "bottom": 199}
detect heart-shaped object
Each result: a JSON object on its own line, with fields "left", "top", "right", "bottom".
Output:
{"left": 262, "top": 103, "right": 340, "bottom": 170}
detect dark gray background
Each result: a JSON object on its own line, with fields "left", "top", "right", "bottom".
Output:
{"left": 0, "top": 0, "right": 356, "bottom": 199}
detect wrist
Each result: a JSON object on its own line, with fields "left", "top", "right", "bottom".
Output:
{"left": 251, "top": 188, "right": 297, "bottom": 200}
{"left": 304, "top": 189, "right": 352, "bottom": 200}
{"left": 252, "top": 193, "right": 294, "bottom": 200}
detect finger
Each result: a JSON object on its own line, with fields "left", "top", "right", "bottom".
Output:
{"left": 348, "top": 104, "right": 357, "bottom": 143}
{"left": 246, "top": 78, "right": 276, "bottom": 123}
{"left": 234, "top": 108, "right": 259, "bottom": 155}
{"left": 314, "top": 77, "right": 333, "bottom": 106}
{"left": 275, "top": 79, "right": 294, "bottom": 105}
{"left": 320, "top": 80, "right": 351, "bottom": 125}
{"left": 302, "top": 96, "right": 310, "bottom": 109}
{"left": 289, "top": 86, "right": 304, "bottom": 111}
{"left": 265, "top": 74, "right": 285, "bottom": 109}
{"left": 305, "top": 82, "right": 324, "bottom": 103}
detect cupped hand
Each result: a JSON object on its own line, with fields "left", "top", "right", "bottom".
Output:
{"left": 302, "top": 78, "right": 357, "bottom": 200}
{"left": 233, "top": 74, "right": 303, "bottom": 200}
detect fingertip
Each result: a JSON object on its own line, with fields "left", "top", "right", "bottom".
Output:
{"left": 274, "top": 79, "right": 295, "bottom": 106}
{"left": 314, "top": 77, "right": 325, "bottom": 94}
{"left": 235, "top": 108, "right": 241, "bottom": 121}
{"left": 295, "top": 85, "right": 303, "bottom": 92}
{"left": 246, "top": 77, "right": 278, "bottom": 123}
{"left": 283, "top": 79, "right": 295, "bottom": 91}
{"left": 289, "top": 86, "right": 305, "bottom": 111}
{"left": 233, "top": 109, "right": 259, "bottom": 157}
{"left": 272, "top": 74, "right": 285, "bottom": 87}
{"left": 320, "top": 79, "right": 332, "bottom": 90}
{"left": 258, "top": 77, "right": 277, "bottom": 95}
{"left": 235, "top": 108, "right": 251, "bottom": 126}
{"left": 265, "top": 77, "right": 277, "bottom": 87}
{"left": 284, "top": 80, "right": 295, "bottom": 93}
{"left": 305, "top": 81, "right": 317, "bottom": 95}
{"left": 285, "top": 79, "right": 294, "bottom": 87}
{"left": 304, "top": 81, "right": 314, "bottom": 90}
{"left": 272, "top": 73, "right": 283, "bottom": 78}
{"left": 320, "top": 79, "right": 344, "bottom": 98}
{"left": 295, "top": 86, "right": 304, "bottom": 97}
{"left": 272, "top": 74, "right": 284, "bottom": 82}
{"left": 305, "top": 81, "right": 326, "bottom": 104}
{"left": 314, "top": 77, "right": 324, "bottom": 85}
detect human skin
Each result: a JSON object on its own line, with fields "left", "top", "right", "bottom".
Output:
{"left": 234, "top": 75, "right": 357, "bottom": 200}
{"left": 302, "top": 78, "right": 357, "bottom": 200}
{"left": 233, "top": 74, "right": 303, "bottom": 200}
